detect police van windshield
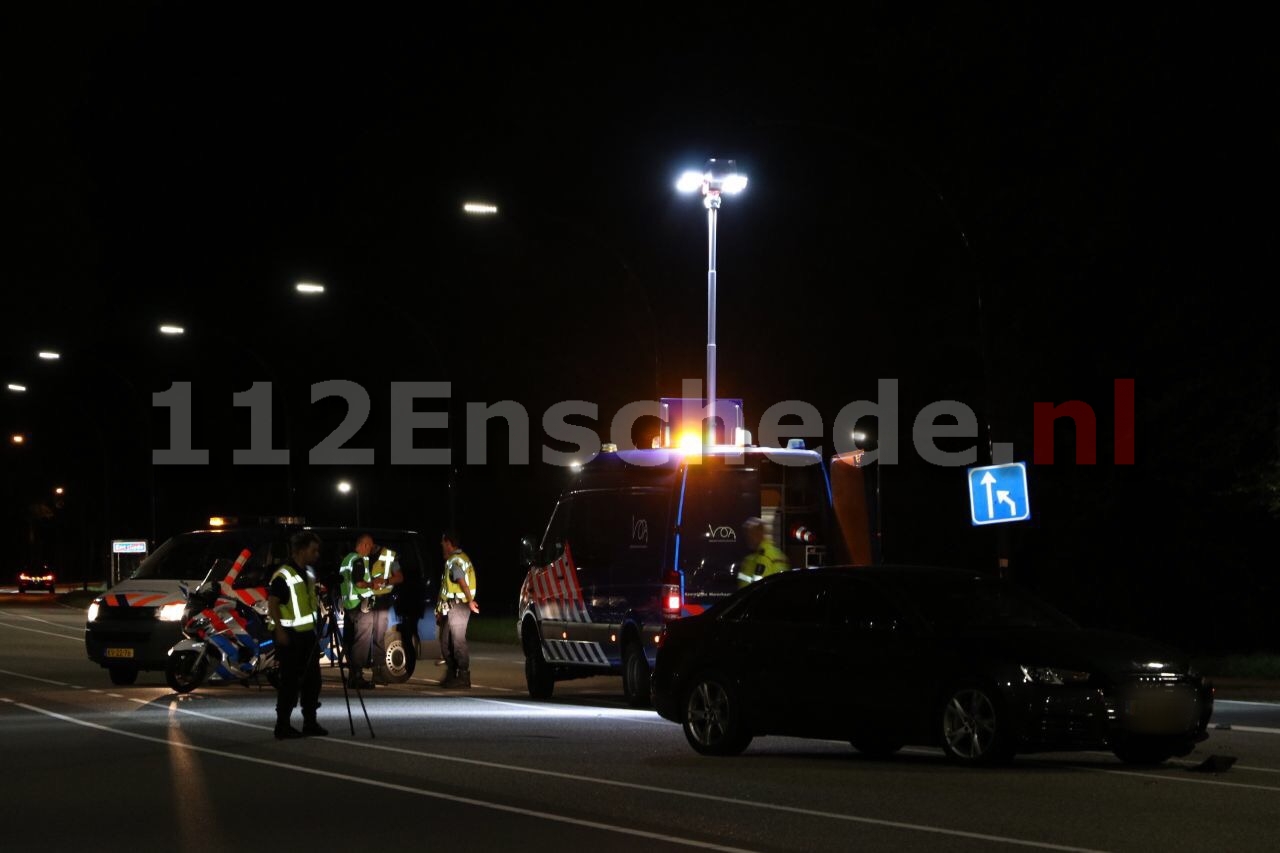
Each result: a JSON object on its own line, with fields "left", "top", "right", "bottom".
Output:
{"left": 129, "top": 531, "right": 285, "bottom": 582}
{"left": 679, "top": 456, "right": 840, "bottom": 598}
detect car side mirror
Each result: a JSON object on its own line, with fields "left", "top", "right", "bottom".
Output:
{"left": 519, "top": 536, "right": 538, "bottom": 569}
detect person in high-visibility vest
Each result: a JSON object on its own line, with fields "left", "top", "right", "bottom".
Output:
{"left": 267, "top": 531, "right": 327, "bottom": 739}
{"left": 357, "top": 533, "right": 403, "bottom": 686}
{"left": 439, "top": 530, "right": 479, "bottom": 689}
{"left": 338, "top": 534, "right": 375, "bottom": 689}
{"left": 736, "top": 517, "right": 789, "bottom": 588}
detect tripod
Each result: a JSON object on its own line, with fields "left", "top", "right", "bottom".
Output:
{"left": 321, "top": 590, "right": 375, "bottom": 738}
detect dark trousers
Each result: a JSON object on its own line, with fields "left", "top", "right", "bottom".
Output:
{"left": 349, "top": 605, "right": 374, "bottom": 673}
{"left": 444, "top": 605, "right": 471, "bottom": 672}
{"left": 276, "top": 629, "right": 321, "bottom": 721}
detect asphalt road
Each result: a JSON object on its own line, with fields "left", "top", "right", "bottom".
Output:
{"left": 3, "top": 596, "right": 1280, "bottom": 853}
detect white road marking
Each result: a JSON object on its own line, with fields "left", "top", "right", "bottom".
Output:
{"left": 0, "top": 667, "right": 1112, "bottom": 851}
{"left": 5, "top": 697, "right": 753, "bottom": 853}
{"left": 0, "top": 621, "right": 83, "bottom": 642}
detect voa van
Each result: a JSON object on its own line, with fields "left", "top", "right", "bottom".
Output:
{"left": 517, "top": 444, "right": 873, "bottom": 704}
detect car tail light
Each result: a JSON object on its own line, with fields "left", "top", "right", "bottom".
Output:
{"left": 662, "top": 568, "right": 682, "bottom": 615}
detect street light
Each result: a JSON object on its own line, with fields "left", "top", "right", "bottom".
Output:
{"left": 7, "top": 383, "right": 27, "bottom": 392}
{"left": 54, "top": 487, "right": 64, "bottom": 496}
{"left": 676, "top": 158, "right": 748, "bottom": 444}
{"left": 158, "top": 324, "right": 185, "bottom": 336}
{"left": 462, "top": 201, "right": 499, "bottom": 215}
{"left": 295, "top": 282, "right": 325, "bottom": 294}
{"left": 337, "top": 480, "right": 360, "bottom": 528}
{"left": 10, "top": 434, "right": 25, "bottom": 445}
{"left": 38, "top": 351, "right": 60, "bottom": 360}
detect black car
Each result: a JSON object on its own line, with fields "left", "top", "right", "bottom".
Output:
{"left": 17, "top": 567, "right": 56, "bottom": 593}
{"left": 652, "top": 566, "right": 1213, "bottom": 765}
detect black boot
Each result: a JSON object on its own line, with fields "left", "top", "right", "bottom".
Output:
{"left": 445, "top": 669, "right": 471, "bottom": 689}
{"left": 302, "top": 718, "right": 328, "bottom": 737}
{"left": 439, "top": 667, "right": 457, "bottom": 688}
{"left": 274, "top": 715, "right": 303, "bottom": 740}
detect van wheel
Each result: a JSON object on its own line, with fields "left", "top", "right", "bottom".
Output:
{"left": 683, "top": 671, "right": 752, "bottom": 756}
{"left": 383, "top": 631, "right": 415, "bottom": 682}
{"left": 622, "top": 640, "right": 651, "bottom": 707}
{"left": 108, "top": 666, "right": 139, "bottom": 686}
{"left": 523, "top": 623, "right": 554, "bottom": 699}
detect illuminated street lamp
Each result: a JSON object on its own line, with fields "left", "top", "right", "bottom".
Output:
{"left": 676, "top": 158, "right": 748, "bottom": 443}
{"left": 54, "top": 487, "right": 65, "bottom": 496}
{"left": 337, "top": 480, "right": 360, "bottom": 528}
{"left": 38, "top": 351, "right": 60, "bottom": 360}
{"left": 10, "top": 434, "right": 25, "bottom": 445}
{"left": 295, "top": 282, "right": 325, "bottom": 294}
{"left": 159, "top": 324, "right": 185, "bottom": 336}
{"left": 6, "top": 383, "right": 26, "bottom": 392}
{"left": 462, "top": 201, "right": 499, "bottom": 215}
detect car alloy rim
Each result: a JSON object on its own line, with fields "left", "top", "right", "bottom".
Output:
{"left": 943, "top": 689, "right": 997, "bottom": 759}
{"left": 687, "top": 680, "right": 731, "bottom": 746}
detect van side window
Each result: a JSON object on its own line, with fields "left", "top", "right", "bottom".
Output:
{"left": 569, "top": 490, "right": 668, "bottom": 579}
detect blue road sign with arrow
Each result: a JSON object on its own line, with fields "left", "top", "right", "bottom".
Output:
{"left": 967, "top": 462, "right": 1031, "bottom": 526}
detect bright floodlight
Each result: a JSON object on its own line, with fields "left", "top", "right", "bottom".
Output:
{"left": 463, "top": 202, "right": 499, "bottom": 215}
{"left": 721, "top": 173, "right": 748, "bottom": 194}
{"left": 159, "top": 325, "right": 185, "bottom": 335}
{"left": 10, "top": 434, "right": 24, "bottom": 445}
{"left": 676, "top": 171, "right": 705, "bottom": 193}
{"left": 55, "top": 487, "right": 65, "bottom": 496}
{"left": 38, "top": 351, "right": 61, "bottom": 360}
{"left": 295, "top": 282, "right": 325, "bottom": 294}
{"left": 6, "top": 383, "right": 26, "bottom": 392}
{"left": 337, "top": 481, "right": 352, "bottom": 494}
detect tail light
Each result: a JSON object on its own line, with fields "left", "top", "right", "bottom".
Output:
{"left": 791, "top": 525, "right": 816, "bottom": 543}
{"left": 662, "top": 568, "right": 682, "bottom": 615}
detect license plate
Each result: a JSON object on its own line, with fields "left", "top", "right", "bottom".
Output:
{"left": 105, "top": 648, "right": 135, "bottom": 659}
{"left": 1126, "top": 692, "right": 1196, "bottom": 734}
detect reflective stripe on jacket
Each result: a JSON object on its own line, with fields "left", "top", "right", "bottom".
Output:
{"left": 442, "top": 550, "right": 476, "bottom": 601}
{"left": 271, "top": 564, "right": 318, "bottom": 629}
{"left": 338, "top": 552, "right": 363, "bottom": 610}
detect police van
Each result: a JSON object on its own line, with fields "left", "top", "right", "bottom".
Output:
{"left": 84, "top": 524, "right": 433, "bottom": 686}
{"left": 517, "top": 441, "right": 872, "bottom": 705}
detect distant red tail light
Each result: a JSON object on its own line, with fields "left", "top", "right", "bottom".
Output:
{"left": 662, "top": 568, "right": 682, "bottom": 615}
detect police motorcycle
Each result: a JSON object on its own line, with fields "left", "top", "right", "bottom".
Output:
{"left": 165, "top": 549, "right": 280, "bottom": 693}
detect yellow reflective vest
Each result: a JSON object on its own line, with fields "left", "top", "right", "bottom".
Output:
{"left": 367, "top": 547, "right": 398, "bottom": 599}
{"left": 736, "top": 541, "right": 789, "bottom": 588}
{"left": 271, "top": 564, "right": 318, "bottom": 630}
{"left": 442, "top": 549, "right": 477, "bottom": 602}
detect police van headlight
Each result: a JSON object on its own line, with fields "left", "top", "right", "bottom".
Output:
{"left": 86, "top": 601, "right": 101, "bottom": 623}
{"left": 157, "top": 603, "right": 188, "bottom": 622}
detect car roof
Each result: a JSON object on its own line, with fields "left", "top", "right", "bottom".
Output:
{"left": 776, "top": 564, "right": 990, "bottom": 583}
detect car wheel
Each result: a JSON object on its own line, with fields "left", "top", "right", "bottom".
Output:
{"left": 107, "top": 666, "right": 139, "bottom": 686}
{"left": 683, "top": 671, "right": 752, "bottom": 756}
{"left": 165, "top": 650, "right": 210, "bottom": 693}
{"left": 523, "top": 621, "right": 554, "bottom": 699}
{"left": 1112, "top": 737, "right": 1181, "bottom": 765}
{"left": 850, "top": 735, "right": 905, "bottom": 759}
{"left": 622, "top": 639, "right": 652, "bottom": 707}
{"left": 382, "top": 631, "right": 415, "bottom": 682}
{"left": 939, "top": 684, "right": 1015, "bottom": 765}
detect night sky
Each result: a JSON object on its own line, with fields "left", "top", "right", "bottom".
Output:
{"left": 3, "top": 7, "right": 1275, "bottom": 651}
